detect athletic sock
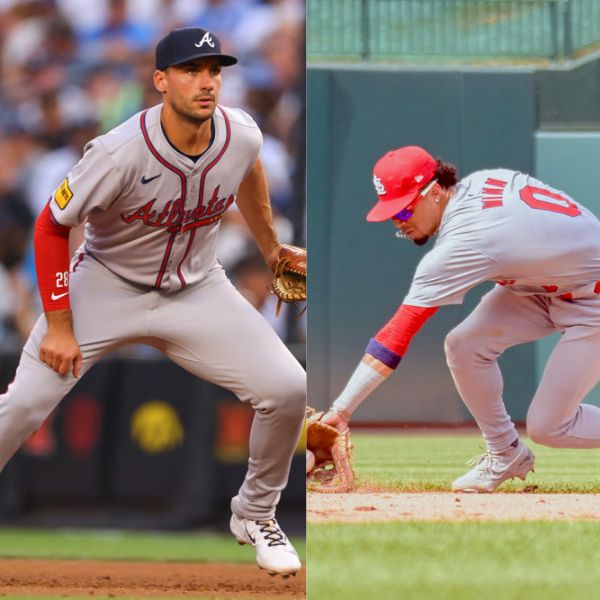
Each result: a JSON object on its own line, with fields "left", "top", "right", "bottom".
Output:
{"left": 332, "top": 359, "right": 390, "bottom": 418}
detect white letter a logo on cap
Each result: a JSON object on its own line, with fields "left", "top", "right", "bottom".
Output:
{"left": 195, "top": 32, "right": 215, "bottom": 48}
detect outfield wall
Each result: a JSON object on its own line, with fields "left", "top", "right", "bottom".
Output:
{"left": 307, "top": 59, "right": 600, "bottom": 424}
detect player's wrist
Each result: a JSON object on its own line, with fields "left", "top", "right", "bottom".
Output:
{"left": 45, "top": 309, "right": 74, "bottom": 331}
{"left": 265, "top": 241, "right": 283, "bottom": 270}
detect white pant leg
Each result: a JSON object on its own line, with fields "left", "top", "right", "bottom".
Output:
{"left": 445, "top": 286, "right": 556, "bottom": 451}
{"left": 527, "top": 296, "right": 600, "bottom": 448}
{"left": 0, "top": 255, "right": 152, "bottom": 471}
{"left": 150, "top": 265, "right": 306, "bottom": 521}
{"left": 0, "top": 323, "right": 88, "bottom": 471}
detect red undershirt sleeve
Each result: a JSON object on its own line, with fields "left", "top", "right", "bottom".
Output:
{"left": 34, "top": 202, "right": 72, "bottom": 312}
{"left": 365, "top": 304, "right": 439, "bottom": 369}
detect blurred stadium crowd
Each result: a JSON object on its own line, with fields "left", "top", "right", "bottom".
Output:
{"left": 0, "top": 0, "right": 305, "bottom": 349}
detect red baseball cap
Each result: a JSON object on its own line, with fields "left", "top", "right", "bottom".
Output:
{"left": 367, "top": 146, "right": 437, "bottom": 222}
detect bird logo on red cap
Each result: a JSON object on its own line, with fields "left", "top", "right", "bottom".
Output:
{"left": 373, "top": 175, "right": 386, "bottom": 196}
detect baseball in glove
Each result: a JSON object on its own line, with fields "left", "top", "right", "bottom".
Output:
{"left": 271, "top": 244, "right": 306, "bottom": 317}
{"left": 306, "top": 407, "right": 354, "bottom": 493}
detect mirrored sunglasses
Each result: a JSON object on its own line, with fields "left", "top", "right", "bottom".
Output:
{"left": 392, "top": 179, "right": 437, "bottom": 222}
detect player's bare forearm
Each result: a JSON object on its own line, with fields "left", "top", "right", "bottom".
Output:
{"left": 40, "top": 309, "right": 82, "bottom": 378}
{"left": 235, "top": 158, "right": 281, "bottom": 269}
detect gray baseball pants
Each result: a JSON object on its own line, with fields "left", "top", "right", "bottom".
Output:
{"left": 0, "top": 254, "right": 305, "bottom": 520}
{"left": 445, "top": 285, "right": 600, "bottom": 451}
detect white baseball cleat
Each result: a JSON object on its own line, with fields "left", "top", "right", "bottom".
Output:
{"left": 451, "top": 440, "right": 535, "bottom": 493}
{"left": 230, "top": 514, "right": 301, "bottom": 578}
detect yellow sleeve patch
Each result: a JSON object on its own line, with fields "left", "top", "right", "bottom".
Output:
{"left": 55, "top": 178, "right": 73, "bottom": 210}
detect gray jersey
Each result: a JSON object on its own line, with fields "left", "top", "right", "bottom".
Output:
{"left": 404, "top": 169, "right": 600, "bottom": 307}
{"left": 50, "top": 103, "right": 262, "bottom": 290}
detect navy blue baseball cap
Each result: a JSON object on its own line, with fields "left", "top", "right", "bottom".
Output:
{"left": 155, "top": 27, "right": 238, "bottom": 70}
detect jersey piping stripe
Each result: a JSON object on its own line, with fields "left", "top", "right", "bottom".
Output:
{"left": 176, "top": 105, "right": 232, "bottom": 288}
{"left": 176, "top": 230, "right": 196, "bottom": 288}
{"left": 196, "top": 106, "right": 232, "bottom": 212}
{"left": 140, "top": 110, "right": 187, "bottom": 289}
{"left": 72, "top": 252, "right": 85, "bottom": 273}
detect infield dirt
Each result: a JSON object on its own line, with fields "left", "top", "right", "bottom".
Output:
{"left": 308, "top": 490, "right": 600, "bottom": 522}
{"left": 0, "top": 559, "right": 305, "bottom": 598}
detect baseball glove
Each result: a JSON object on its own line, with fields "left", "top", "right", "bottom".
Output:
{"left": 306, "top": 407, "right": 354, "bottom": 493}
{"left": 271, "top": 244, "right": 306, "bottom": 317}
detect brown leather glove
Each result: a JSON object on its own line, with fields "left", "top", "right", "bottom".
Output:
{"left": 306, "top": 407, "right": 355, "bottom": 493}
{"left": 271, "top": 244, "right": 306, "bottom": 317}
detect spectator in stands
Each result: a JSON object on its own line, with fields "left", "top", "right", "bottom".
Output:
{"left": 0, "top": 0, "right": 305, "bottom": 347}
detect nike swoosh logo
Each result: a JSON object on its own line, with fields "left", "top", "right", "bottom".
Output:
{"left": 245, "top": 525, "right": 255, "bottom": 544}
{"left": 141, "top": 174, "right": 161, "bottom": 184}
{"left": 51, "top": 291, "right": 69, "bottom": 301}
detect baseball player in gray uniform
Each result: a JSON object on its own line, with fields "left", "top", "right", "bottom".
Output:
{"left": 0, "top": 28, "right": 305, "bottom": 575}
{"left": 322, "top": 145, "right": 600, "bottom": 492}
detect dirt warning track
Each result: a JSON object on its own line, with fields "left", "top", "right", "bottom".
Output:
{"left": 0, "top": 559, "right": 305, "bottom": 598}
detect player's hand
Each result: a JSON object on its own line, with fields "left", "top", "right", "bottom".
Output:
{"left": 321, "top": 410, "right": 350, "bottom": 433}
{"left": 40, "top": 310, "right": 83, "bottom": 378}
{"left": 275, "top": 244, "right": 306, "bottom": 273}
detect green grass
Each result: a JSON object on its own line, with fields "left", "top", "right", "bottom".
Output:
{"left": 352, "top": 432, "right": 600, "bottom": 492}
{"left": 306, "top": 432, "right": 600, "bottom": 599}
{"left": 0, "top": 528, "right": 306, "bottom": 563}
{"left": 307, "top": 520, "right": 600, "bottom": 600}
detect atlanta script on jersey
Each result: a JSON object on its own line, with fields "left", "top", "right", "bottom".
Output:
{"left": 51, "top": 104, "right": 261, "bottom": 291}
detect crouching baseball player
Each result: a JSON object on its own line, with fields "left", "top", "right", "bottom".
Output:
{"left": 0, "top": 28, "right": 305, "bottom": 575}
{"left": 323, "top": 145, "right": 600, "bottom": 493}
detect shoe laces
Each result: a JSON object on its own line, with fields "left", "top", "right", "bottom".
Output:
{"left": 466, "top": 448, "right": 508, "bottom": 473}
{"left": 466, "top": 446, "right": 513, "bottom": 472}
{"left": 256, "top": 520, "right": 287, "bottom": 547}
{"left": 466, "top": 451, "right": 492, "bottom": 471}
